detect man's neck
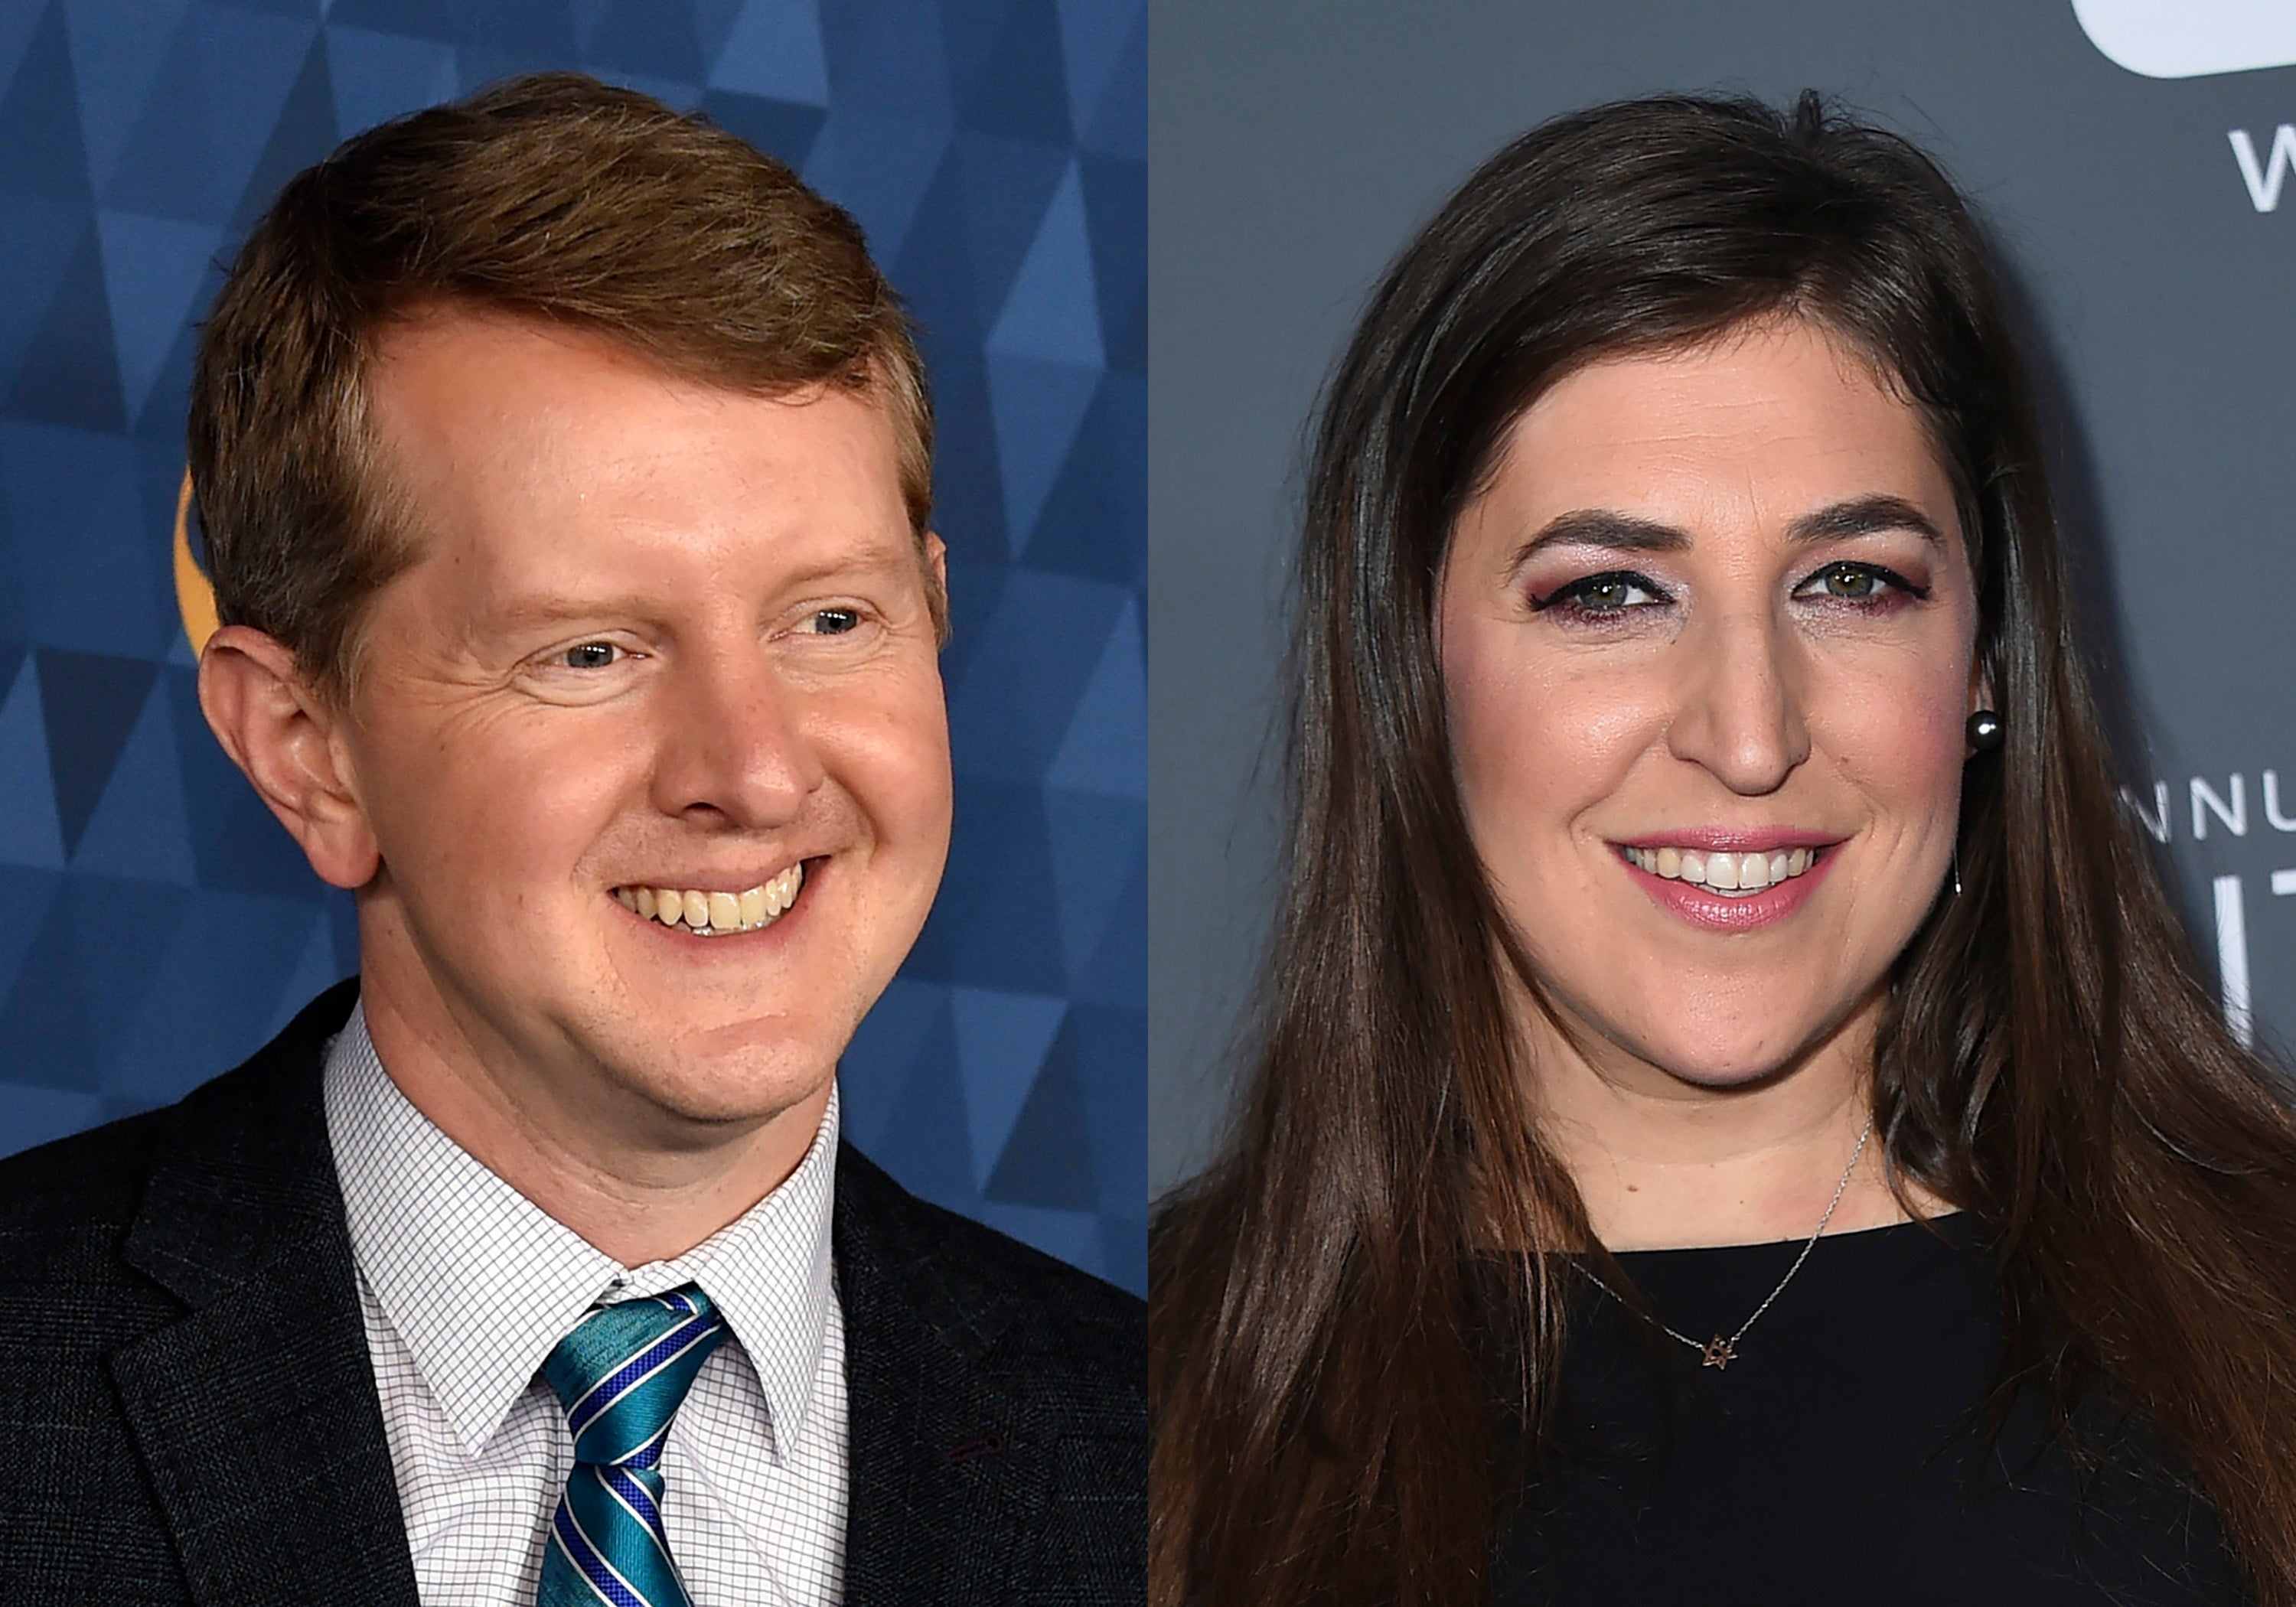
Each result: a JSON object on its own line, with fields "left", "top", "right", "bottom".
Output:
{"left": 357, "top": 976, "right": 833, "bottom": 1267}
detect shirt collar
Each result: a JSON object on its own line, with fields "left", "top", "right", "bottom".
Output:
{"left": 322, "top": 1001, "right": 838, "bottom": 1461}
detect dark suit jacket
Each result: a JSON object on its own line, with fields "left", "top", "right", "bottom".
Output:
{"left": 0, "top": 980, "right": 1145, "bottom": 1605}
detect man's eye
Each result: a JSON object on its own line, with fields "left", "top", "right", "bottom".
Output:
{"left": 808, "top": 608, "right": 862, "bottom": 636}
{"left": 560, "top": 641, "right": 621, "bottom": 670}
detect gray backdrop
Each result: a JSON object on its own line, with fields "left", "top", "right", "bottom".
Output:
{"left": 1148, "top": 0, "right": 2296, "bottom": 1195}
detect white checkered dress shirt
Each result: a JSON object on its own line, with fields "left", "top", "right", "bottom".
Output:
{"left": 322, "top": 1006, "right": 848, "bottom": 1606}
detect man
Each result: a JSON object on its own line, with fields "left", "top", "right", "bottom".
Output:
{"left": 0, "top": 75, "right": 1142, "bottom": 1606}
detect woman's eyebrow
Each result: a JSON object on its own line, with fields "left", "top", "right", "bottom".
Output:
{"left": 1509, "top": 494, "right": 1944, "bottom": 572}
{"left": 1786, "top": 494, "right": 1945, "bottom": 548}
{"left": 1508, "top": 510, "right": 1689, "bottom": 571}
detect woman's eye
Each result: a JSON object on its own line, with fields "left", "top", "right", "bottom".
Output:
{"left": 1815, "top": 563, "right": 1880, "bottom": 600}
{"left": 1794, "top": 562, "right": 1926, "bottom": 605}
{"left": 807, "top": 608, "right": 863, "bottom": 635}
{"left": 1533, "top": 572, "right": 1665, "bottom": 614}
{"left": 559, "top": 641, "right": 621, "bottom": 670}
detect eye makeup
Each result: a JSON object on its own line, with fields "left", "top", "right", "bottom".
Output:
{"left": 1527, "top": 569, "right": 1673, "bottom": 623}
{"left": 1525, "top": 554, "right": 1936, "bottom": 627}
{"left": 1788, "top": 558, "right": 1932, "bottom": 611}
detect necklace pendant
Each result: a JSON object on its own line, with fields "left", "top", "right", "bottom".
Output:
{"left": 1701, "top": 1335, "right": 1736, "bottom": 1369}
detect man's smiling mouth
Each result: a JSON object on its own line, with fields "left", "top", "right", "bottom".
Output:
{"left": 1619, "top": 844, "right": 1825, "bottom": 897}
{"left": 612, "top": 862, "right": 806, "bottom": 936}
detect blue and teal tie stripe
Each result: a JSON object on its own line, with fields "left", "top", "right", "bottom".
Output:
{"left": 537, "top": 1286, "right": 727, "bottom": 1607}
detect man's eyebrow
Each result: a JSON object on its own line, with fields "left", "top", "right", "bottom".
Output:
{"left": 487, "top": 595, "right": 651, "bottom": 633}
{"left": 484, "top": 548, "right": 925, "bottom": 632}
{"left": 1508, "top": 494, "right": 1944, "bottom": 572}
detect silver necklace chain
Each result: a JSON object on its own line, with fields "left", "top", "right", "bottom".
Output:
{"left": 1578, "top": 1114, "right": 1874, "bottom": 1370}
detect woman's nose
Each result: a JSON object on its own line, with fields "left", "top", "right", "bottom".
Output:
{"left": 1663, "top": 608, "right": 1811, "bottom": 796}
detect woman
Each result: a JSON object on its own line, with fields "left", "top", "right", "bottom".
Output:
{"left": 1151, "top": 94, "right": 2296, "bottom": 1605}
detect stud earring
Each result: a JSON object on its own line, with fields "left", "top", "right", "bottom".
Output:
{"left": 1965, "top": 709, "right": 2003, "bottom": 752}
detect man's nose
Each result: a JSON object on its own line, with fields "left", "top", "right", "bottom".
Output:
{"left": 651, "top": 647, "right": 825, "bottom": 827}
{"left": 1663, "top": 606, "right": 1810, "bottom": 796}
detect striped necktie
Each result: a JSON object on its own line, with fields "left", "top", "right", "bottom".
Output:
{"left": 536, "top": 1286, "right": 728, "bottom": 1607}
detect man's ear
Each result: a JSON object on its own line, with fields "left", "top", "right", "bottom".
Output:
{"left": 197, "top": 625, "right": 380, "bottom": 890}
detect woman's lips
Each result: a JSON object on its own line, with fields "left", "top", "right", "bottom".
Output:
{"left": 1611, "top": 828, "right": 1841, "bottom": 854}
{"left": 1614, "top": 840, "right": 1841, "bottom": 932}
{"left": 1619, "top": 843, "right": 1818, "bottom": 893}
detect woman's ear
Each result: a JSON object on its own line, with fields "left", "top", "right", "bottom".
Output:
{"left": 197, "top": 625, "right": 380, "bottom": 890}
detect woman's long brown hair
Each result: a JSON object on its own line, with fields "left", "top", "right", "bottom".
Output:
{"left": 1151, "top": 93, "right": 2296, "bottom": 1605}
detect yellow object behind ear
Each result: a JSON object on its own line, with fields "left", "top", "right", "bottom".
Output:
{"left": 174, "top": 471, "right": 218, "bottom": 657}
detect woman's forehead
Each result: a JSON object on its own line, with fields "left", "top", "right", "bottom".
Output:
{"left": 1469, "top": 320, "right": 1961, "bottom": 552}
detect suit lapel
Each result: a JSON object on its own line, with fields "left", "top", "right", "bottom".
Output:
{"left": 108, "top": 983, "right": 418, "bottom": 1607}
{"left": 836, "top": 1150, "right": 1053, "bottom": 1607}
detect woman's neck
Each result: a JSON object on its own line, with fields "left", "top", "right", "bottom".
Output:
{"left": 1524, "top": 989, "right": 1943, "bottom": 1250}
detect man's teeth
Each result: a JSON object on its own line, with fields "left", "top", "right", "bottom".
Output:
{"left": 1623, "top": 845, "right": 1816, "bottom": 895}
{"left": 613, "top": 863, "right": 806, "bottom": 936}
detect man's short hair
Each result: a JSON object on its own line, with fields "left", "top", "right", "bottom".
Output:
{"left": 188, "top": 71, "right": 937, "bottom": 705}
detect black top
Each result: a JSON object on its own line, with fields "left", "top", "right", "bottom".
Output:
{"left": 0, "top": 981, "right": 1146, "bottom": 1605}
{"left": 1492, "top": 1216, "right": 2245, "bottom": 1606}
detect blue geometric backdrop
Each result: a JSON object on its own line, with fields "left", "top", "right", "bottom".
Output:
{"left": 0, "top": 0, "right": 1145, "bottom": 1292}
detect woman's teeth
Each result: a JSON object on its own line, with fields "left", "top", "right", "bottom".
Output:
{"left": 1623, "top": 845, "right": 1816, "bottom": 895}
{"left": 613, "top": 863, "right": 805, "bottom": 936}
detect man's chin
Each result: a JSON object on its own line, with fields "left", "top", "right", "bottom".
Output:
{"left": 569, "top": 1007, "right": 843, "bottom": 1126}
{"left": 608, "top": 1053, "right": 837, "bottom": 1136}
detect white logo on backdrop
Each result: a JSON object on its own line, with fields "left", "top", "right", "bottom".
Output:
{"left": 2124, "top": 772, "right": 2296, "bottom": 1047}
{"left": 2072, "top": 0, "right": 2296, "bottom": 79}
{"left": 2230, "top": 125, "right": 2296, "bottom": 210}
